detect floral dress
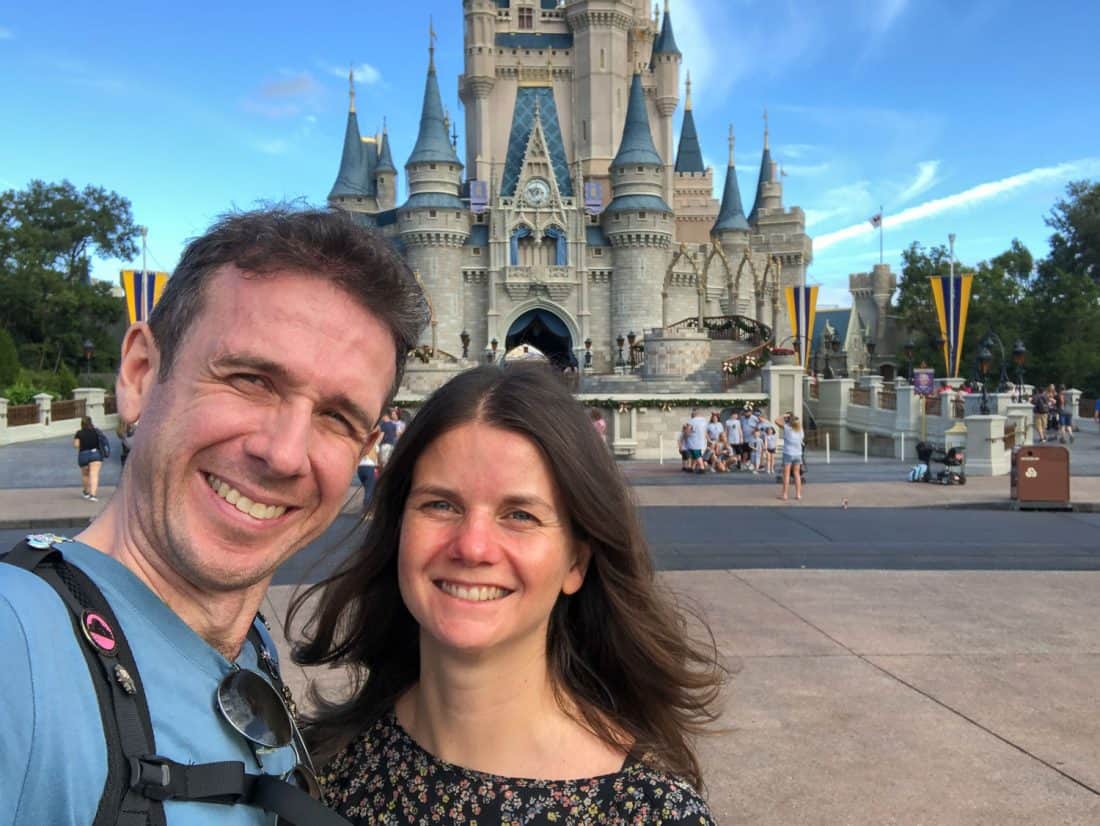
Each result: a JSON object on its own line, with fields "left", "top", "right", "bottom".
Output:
{"left": 320, "top": 711, "right": 717, "bottom": 825}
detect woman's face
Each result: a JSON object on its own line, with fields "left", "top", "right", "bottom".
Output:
{"left": 397, "top": 421, "right": 589, "bottom": 659}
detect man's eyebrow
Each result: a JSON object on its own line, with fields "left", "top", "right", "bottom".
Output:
{"left": 211, "top": 354, "right": 375, "bottom": 432}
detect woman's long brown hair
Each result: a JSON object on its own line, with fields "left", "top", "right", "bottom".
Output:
{"left": 289, "top": 363, "right": 726, "bottom": 789}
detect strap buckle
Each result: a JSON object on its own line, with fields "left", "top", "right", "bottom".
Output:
{"left": 130, "top": 756, "right": 173, "bottom": 800}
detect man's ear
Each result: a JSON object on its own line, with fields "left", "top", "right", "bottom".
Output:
{"left": 360, "top": 426, "right": 382, "bottom": 458}
{"left": 116, "top": 323, "right": 161, "bottom": 424}
{"left": 562, "top": 540, "right": 592, "bottom": 596}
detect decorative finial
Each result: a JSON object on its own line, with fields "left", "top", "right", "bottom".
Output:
{"left": 728, "top": 124, "right": 735, "bottom": 166}
{"left": 429, "top": 16, "right": 437, "bottom": 70}
{"left": 664, "top": 0, "right": 670, "bottom": 12}
{"left": 443, "top": 107, "right": 450, "bottom": 132}
{"left": 685, "top": 71, "right": 692, "bottom": 111}
{"left": 383, "top": 115, "right": 388, "bottom": 134}
{"left": 763, "top": 107, "right": 769, "bottom": 150}
{"left": 348, "top": 65, "right": 356, "bottom": 113}
{"left": 654, "top": 2, "right": 660, "bottom": 22}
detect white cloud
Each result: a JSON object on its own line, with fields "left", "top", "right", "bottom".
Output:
{"left": 896, "top": 160, "right": 939, "bottom": 204}
{"left": 0, "top": 27, "right": 13, "bottom": 40}
{"left": 324, "top": 62, "right": 382, "bottom": 86}
{"left": 815, "top": 158, "right": 1100, "bottom": 252}
{"left": 255, "top": 139, "right": 291, "bottom": 156}
{"left": 865, "top": 0, "right": 909, "bottom": 36}
{"left": 783, "top": 161, "right": 831, "bottom": 177}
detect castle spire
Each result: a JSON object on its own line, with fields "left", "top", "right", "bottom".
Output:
{"left": 429, "top": 16, "right": 437, "bottom": 71}
{"left": 748, "top": 111, "right": 777, "bottom": 223}
{"left": 673, "top": 73, "right": 703, "bottom": 174}
{"left": 763, "top": 107, "right": 769, "bottom": 150}
{"left": 376, "top": 120, "right": 396, "bottom": 174}
{"left": 348, "top": 65, "right": 355, "bottom": 113}
{"left": 713, "top": 124, "right": 750, "bottom": 234}
{"left": 406, "top": 36, "right": 462, "bottom": 168}
{"left": 652, "top": 0, "right": 681, "bottom": 58}
{"left": 611, "top": 72, "right": 663, "bottom": 169}
{"left": 329, "top": 99, "right": 369, "bottom": 199}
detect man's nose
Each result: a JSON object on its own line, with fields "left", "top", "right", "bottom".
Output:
{"left": 245, "top": 400, "right": 312, "bottom": 478}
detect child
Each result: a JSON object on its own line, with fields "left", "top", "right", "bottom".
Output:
{"left": 750, "top": 427, "right": 764, "bottom": 473}
{"left": 678, "top": 422, "right": 692, "bottom": 472}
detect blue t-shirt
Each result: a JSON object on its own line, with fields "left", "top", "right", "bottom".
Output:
{"left": 0, "top": 540, "right": 296, "bottom": 825}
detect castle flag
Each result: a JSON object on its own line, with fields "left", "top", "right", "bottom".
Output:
{"left": 785, "top": 284, "right": 819, "bottom": 368}
{"left": 929, "top": 274, "right": 973, "bottom": 377}
{"left": 120, "top": 270, "right": 170, "bottom": 325}
{"left": 869, "top": 212, "right": 883, "bottom": 228}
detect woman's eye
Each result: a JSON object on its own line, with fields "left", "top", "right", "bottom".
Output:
{"left": 423, "top": 500, "right": 455, "bottom": 513}
{"left": 506, "top": 510, "right": 538, "bottom": 524}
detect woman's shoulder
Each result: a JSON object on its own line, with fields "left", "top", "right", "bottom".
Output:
{"left": 610, "top": 761, "right": 717, "bottom": 825}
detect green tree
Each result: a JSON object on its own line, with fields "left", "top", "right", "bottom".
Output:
{"left": 1044, "top": 179, "right": 1100, "bottom": 284}
{"left": 0, "top": 180, "right": 136, "bottom": 374}
{"left": 894, "top": 241, "right": 967, "bottom": 373}
{"left": 0, "top": 326, "right": 19, "bottom": 387}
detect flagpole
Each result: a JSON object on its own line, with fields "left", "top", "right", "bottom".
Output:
{"left": 141, "top": 226, "right": 148, "bottom": 276}
{"left": 878, "top": 204, "right": 884, "bottom": 265}
{"left": 948, "top": 233, "right": 956, "bottom": 377}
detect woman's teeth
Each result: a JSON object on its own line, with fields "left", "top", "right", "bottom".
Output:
{"left": 206, "top": 474, "right": 287, "bottom": 520}
{"left": 438, "top": 581, "right": 510, "bottom": 602}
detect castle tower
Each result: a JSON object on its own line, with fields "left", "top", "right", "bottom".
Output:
{"left": 374, "top": 124, "right": 397, "bottom": 211}
{"left": 328, "top": 69, "right": 371, "bottom": 210}
{"left": 603, "top": 71, "right": 673, "bottom": 343}
{"left": 398, "top": 36, "right": 470, "bottom": 354}
{"left": 671, "top": 72, "right": 718, "bottom": 244}
{"left": 459, "top": 0, "right": 497, "bottom": 184}
{"left": 712, "top": 126, "right": 752, "bottom": 314}
{"left": 651, "top": 0, "right": 682, "bottom": 205}
{"left": 748, "top": 110, "right": 782, "bottom": 223}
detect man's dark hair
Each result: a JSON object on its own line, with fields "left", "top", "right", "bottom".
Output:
{"left": 147, "top": 206, "right": 428, "bottom": 401}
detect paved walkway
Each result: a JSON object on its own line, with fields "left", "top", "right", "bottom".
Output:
{"left": 3, "top": 434, "right": 1099, "bottom": 822}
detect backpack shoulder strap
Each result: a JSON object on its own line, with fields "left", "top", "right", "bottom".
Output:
{"left": 4, "top": 540, "right": 165, "bottom": 826}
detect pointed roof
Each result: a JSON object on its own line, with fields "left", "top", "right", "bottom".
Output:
{"left": 713, "top": 126, "right": 750, "bottom": 233}
{"left": 406, "top": 50, "right": 462, "bottom": 168}
{"left": 674, "top": 74, "right": 704, "bottom": 173}
{"left": 376, "top": 126, "right": 396, "bottom": 174}
{"left": 329, "top": 109, "right": 370, "bottom": 198}
{"left": 652, "top": 1, "right": 681, "bottom": 56}
{"left": 611, "top": 73, "right": 663, "bottom": 169}
{"left": 500, "top": 86, "right": 574, "bottom": 197}
{"left": 748, "top": 110, "right": 774, "bottom": 223}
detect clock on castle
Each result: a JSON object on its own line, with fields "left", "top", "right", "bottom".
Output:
{"left": 327, "top": 0, "right": 812, "bottom": 395}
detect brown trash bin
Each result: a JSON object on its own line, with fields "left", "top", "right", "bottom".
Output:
{"left": 1010, "top": 445, "right": 1071, "bottom": 509}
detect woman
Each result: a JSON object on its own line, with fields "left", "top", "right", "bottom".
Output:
{"left": 73, "top": 416, "right": 103, "bottom": 501}
{"left": 775, "top": 412, "right": 804, "bottom": 501}
{"left": 291, "top": 364, "right": 723, "bottom": 824}
{"left": 356, "top": 442, "right": 380, "bottom": 508}
{"left": 590, "top": 406, "right": 607, "bottom": 441}
{"left": 116, "top": 419, "right": 136, "bottom": 466}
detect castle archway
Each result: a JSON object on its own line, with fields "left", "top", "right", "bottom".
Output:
{"left": 503, "top": 304, "right": 576, "bottom": 369}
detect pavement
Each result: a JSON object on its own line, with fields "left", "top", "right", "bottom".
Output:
{"left": 3, "top": 433, "right": 1100, "bottom": 823}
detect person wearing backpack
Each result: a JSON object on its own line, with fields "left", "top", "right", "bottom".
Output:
{"left": 1031, "top": 388, "right": 1049, "bottom": 443}
{"left": 74, "top": 415, "right": 106, "bottom": 501}
{"left": 0, "top": 208, "right": 427, "bottom": 825}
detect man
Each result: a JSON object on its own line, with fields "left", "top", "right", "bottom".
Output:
{"left": 686, "top": 408, "right": 709, "bottom": 473}
{"left": 378, "top": 407, "right": 401, "bottom": 467}
{"left": 724, "top": 412, "right": 744, "bottom": 471}
{"left": 0, "top": 208, "right": 427, "bottom": 824}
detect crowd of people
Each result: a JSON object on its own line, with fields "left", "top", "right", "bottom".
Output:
{"left": 1031, "top": 383, "right": 1076, "bottom": 444}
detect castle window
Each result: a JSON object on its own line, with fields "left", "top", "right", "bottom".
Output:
{"left": 430, "top": 163, "right": 437, "bottom": 169}
{"left": 472, "top": 248, "right": 482, "bottom": 255}
{"left": 594, "top": 248, "right": 603, "bottom": 256}
{"left": 429, "top": 210, "right": 438, "bottom": 218}
{"left": 582, "top": 120, "right": 587, "bottom": 140}
{"left": 600, "top": 48, "right": 605, "bottom": 70}
{"left": 517, "top": 7, "right": 534, "bottom": 28}
{"left": 639, "top": 212, "right": 647, "bottom": 219}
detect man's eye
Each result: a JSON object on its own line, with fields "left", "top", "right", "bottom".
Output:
{"left": 231, "top": 373, "right": 269, "bottom": 389}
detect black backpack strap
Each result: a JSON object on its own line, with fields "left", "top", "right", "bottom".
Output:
{"left": 3, "top": 541, "right": 353, "bottom": 826}
{"left": 4, "top": 541, "right": 165, "bottom": 826}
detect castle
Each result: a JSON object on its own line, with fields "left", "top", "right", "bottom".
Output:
{"left": 327, "top": 0, "right": 814, "bottom": 382}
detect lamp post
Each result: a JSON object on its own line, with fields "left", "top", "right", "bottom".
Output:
{"left": 616, "top": 334, "right": 625, "bottom": 368}
{"left": 904, "top": 338, "right": 915, "bottom": 382}
{"left": 459, "top": 330, "right": 470, "bottom": 360}
{"left": 627, "top": 331, "right": 637, "bottom": 369}
{"left": 583, "top": 337, "right": 592, "bottom": 369}
{"left": 1012, "top": 339, "right": 1027, "bottom": 402}
{"left": 82, "top": 339, "right": 95, "bottom": 380}
{"left": 977, "top": 344, "right": 993, "bottom": 414}
{"left": 948, "top": 233, "right": 957, "bottom": 377}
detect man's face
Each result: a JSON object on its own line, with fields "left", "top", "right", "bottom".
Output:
{"left": 122, "top": 266, "right": 396, "bottom": 592}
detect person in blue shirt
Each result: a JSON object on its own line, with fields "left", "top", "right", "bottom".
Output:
{"left": 0, "top": 207, "right": 427, "bottom": 825}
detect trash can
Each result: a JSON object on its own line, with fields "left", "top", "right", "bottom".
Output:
{"left": 1011, "top": 445, "right": 1071, "bottom": 509}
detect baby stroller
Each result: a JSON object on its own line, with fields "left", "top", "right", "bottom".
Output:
{"left": 912, "top": 441, "right": 967, "bottom": 485}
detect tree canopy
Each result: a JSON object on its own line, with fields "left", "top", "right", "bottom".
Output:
{"left": 894, "top": 180, "right": 1100, "bottom": 392}
{"left": 0, "top": 180, "right": 137, "bottom": 377}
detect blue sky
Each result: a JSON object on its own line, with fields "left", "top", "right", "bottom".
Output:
{"left": 2, "top": 0, "right": 1098, "bottom": 306}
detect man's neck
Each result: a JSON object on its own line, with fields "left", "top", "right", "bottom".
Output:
{"left": 75, "top": 496, "right": 265, "bottom": 661}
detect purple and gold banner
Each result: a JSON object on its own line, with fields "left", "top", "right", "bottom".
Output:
{"left": 120, "top": 270, "right": 170, "bottom": 325}
{"left": 929, "top": 274, "right": 973, "bottom": 377}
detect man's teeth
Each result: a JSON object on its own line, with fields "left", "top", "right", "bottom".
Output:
{"left": 439, "top": 581, "right": 510, "bottom": 602}
{"left": 206, "top": 474, "right": 287, "bottom": 520}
